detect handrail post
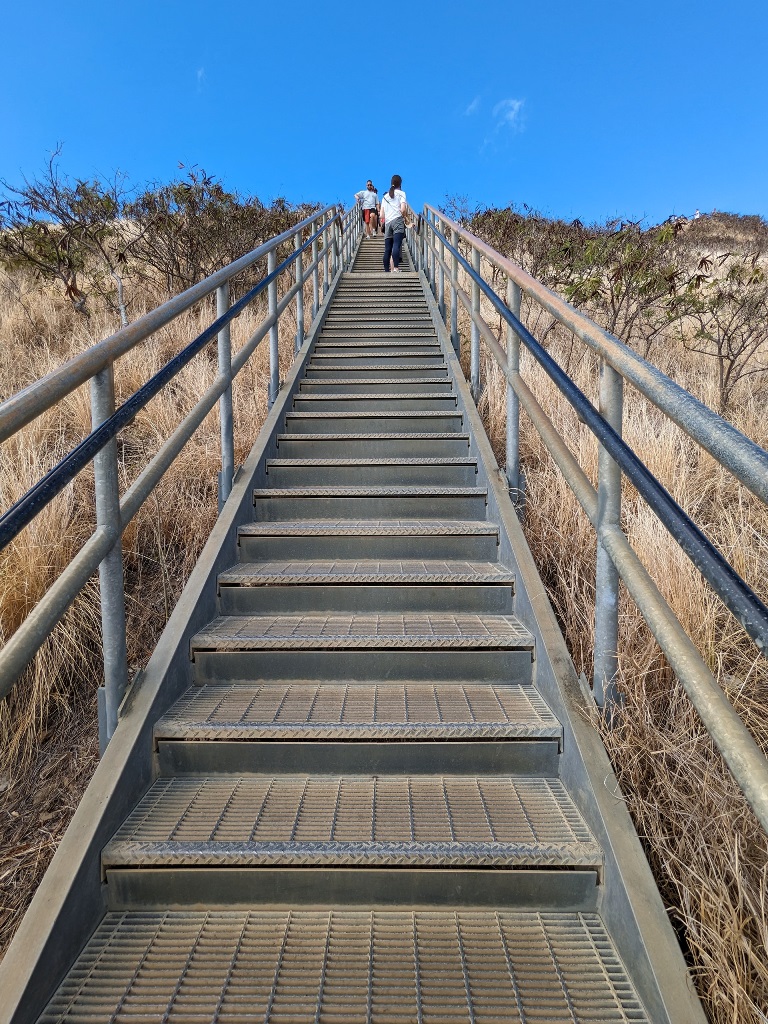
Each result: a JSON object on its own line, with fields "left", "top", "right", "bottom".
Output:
{"left": 312, "top": 223, "right": 320, "bottom": 319}
{"left": 423, "top": 209, "right": 430, "bottom": 274}
{"left": 594, "top": 359, "right": 624, "bottom": 708}
{"left": 331, "top": 216, "right": 340, "bottom": 278}
{"left": 294, "top": 231, "right": 305, "bottom": 354}
{"left": 267, "top": 248, "right": 279, "bottom": 409}
{"left": 429, "top": 213, "right": 436, "bottom": 295}
{"left": 90, "top": 364, "right": 129, "bottom": 753}
{"left": 506, "top": 276, "right": 522, "bottom": 497}
{"left": 438, "top": 216, "right": 446, "bottom": 320}
{"left": 322, "top": 212, "right": 330, "bottom": 297}
{"left": 471, "top": 247, "right": 481, "bottom": 399}
{"left": 450, "top": 227, "right": 459, "bottom": 355}
{"left": 216, "top": 281, "right": 235, "bottom": 511}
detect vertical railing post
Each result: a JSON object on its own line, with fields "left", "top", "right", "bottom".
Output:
{"left": 429, "top": 213, "right": 436, "bottom": 295}
{"left": 422, "top": 211, "right": 428, "bottom": 275}
{"left": 322, "top": 212, "right": 330, "bottom": 297}
{"left": 470, "top": 247, "right": 481, "bottom": 400}
{"left": 294, "top": 231, "right": 305, "bottom": 355}
{"left": 312, "top": 220, "right": 320, "bottom": 320}
{"left": 216, "top": 281, "right": 235, "bottom": 512}
{"left": 91, "top": 364, "right": 129, "bottom": 754}
{"left": 438, "top": 216, "right": 446, "bottom": 321}
{"left": 450, "top": 227, "right": 459, "bottom": 355}
{"left": 331, "top": 214, "right": 340, "bottom": 278}
{"left": 594, "top": 360, "right": 624, "bottom": 708}
{"left": 506, "top": 276, "right": 521, "bottom": 498}
{"left": 267, "top": 248, "right": 279, "bottom": 409}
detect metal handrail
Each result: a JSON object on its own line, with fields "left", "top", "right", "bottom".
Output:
{"left": 0, "top": 202, "right": 360, "bottom": 746}
{"left": 412, "top": 207, "right": 768, "bottom": 834}
{"left": 0, "top": 220, "right": 329, "bottom": 551}
{"left": 0, "top": 205, "right": 338, "bottom": 443}
{"left": 424, "top": 204, "right": 768, "bottom": 506}
{"left": 434, "top": 228, "right": 768, "bottom": 653}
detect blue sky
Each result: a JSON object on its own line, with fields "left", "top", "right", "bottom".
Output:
{"left": 1, "top": 0, "right": 766, "bottom": 226}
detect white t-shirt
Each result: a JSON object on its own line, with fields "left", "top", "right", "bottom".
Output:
{"left": 355, "top": 189, "right": 379, "bottom": 210}
{"left": 380, "top": 189, "right": 406, "bottom": 222}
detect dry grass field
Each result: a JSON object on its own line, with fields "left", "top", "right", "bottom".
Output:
{"left": 1, "top": 215, "right": 767, "bottom": 1022}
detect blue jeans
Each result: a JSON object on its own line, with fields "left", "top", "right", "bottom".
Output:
{"left": 383, "top": 218, "right": 405, "bottom": 271}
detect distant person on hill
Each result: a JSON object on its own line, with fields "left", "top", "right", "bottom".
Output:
{"left": 354, "top": 180, "right": 380, "bottom": 239}
{"left": 380, "top": 174, "right": 409, "bottom": 272}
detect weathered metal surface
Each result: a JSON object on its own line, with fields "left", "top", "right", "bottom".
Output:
{"left": 156, "top": 681, "right": 561, "bottom": 740}
{"left": 191, "top": 612, "right": 535, "bottom": 651}
{"left": 38, "top": 910, "right": 649, "bottom": 1024}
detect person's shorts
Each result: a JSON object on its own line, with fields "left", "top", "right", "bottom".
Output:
{"left": 384, "top": 216, "right": 405, "bottom": 238}
{"left": 363, "top": 208, "right": 377, "bottom": 223}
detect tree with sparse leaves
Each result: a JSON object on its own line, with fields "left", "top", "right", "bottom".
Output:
{"left": 0, "top": 150, "right": 137, "bottom": 325}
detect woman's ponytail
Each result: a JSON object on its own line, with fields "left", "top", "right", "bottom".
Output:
{"left": 389, "top": 174, "right": 402, "bottom": 200}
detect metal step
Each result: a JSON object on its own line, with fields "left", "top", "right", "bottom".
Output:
{"left": 156, "top": 679, "right": 561, "bottom": 776}
{"left": 284, "top": 411, "right": 464, "bottom": 433}
{"left": 39, "top": 910, "right": 649, "bottom": 1022}
{"left": 309, "top": 353, "right": 445, "bottom": 367}
{"left": 219, "top": 558, "right": 512, "bottom": 613}
{"left": 252, "top": 485, "right": 486, "bottom": 520}
{"left": 298, "top": 378, "right": 454, "bottom": 393}
{"left": 103, "top": 775, "right": 601, "bottom": 875}
{"left": 291, "top": 395, "right": 457, "bottom": 414}
{"left": 303, "top": 364, "right": 449, "bottom": 379}
{"left": 275, "top": 433, "right": 471, "bottom": 459}
{"left": 265, "top": 457, "right": 476, "bottom": 487}
{"left": 156, "top": 681, "right": 560, "bottom": 744}
{"left": 237, "top": 520, "right": 500, "bottom": 560}
{"left": 191, "top": 613, "right": 535, "bottom": 685}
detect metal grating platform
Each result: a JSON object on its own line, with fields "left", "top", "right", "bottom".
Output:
{"left": 104, "top": 775, "right": 600, "bottom": 868}
{"left": 192, "top": 614, "right": 535, "bottom": 651}
{"left": 39, "top": 910, "right": 648, "bottom": 1023}
{"left": 156, "top": 681, "right": 561, "bottom": 741}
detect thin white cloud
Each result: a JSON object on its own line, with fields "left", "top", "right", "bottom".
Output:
{"left": 492, "top": 98, "right": 524, "bottom": 131}
{"left": 196, "top": 67, "right": 206, "bottom": 92}
{"left": 464, "top": 96, "right": 481, "bottom": 116}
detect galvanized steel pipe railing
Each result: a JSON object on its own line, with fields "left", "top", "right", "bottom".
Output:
{"left": 418, "top": 206, "right": 768, "bottom": 835}
{"left": 0, "top": 203, "right": 360, "bottom": 750}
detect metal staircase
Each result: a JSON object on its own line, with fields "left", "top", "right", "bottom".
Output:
{"left": 1, "top": 233, "right": 708, "bottom": 1023}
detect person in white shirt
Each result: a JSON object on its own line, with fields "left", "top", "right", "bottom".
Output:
{"left": 354, "top": 180, "right": 380, "bottom": 238}
{"left": 380, "top": 174, "right": 408, "bottom": 272}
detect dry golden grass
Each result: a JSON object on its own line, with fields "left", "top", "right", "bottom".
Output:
{"left": 454, "top": 273, "right": 768, "bottom": 1022}
{"left": 0, "top": 262, "right": 320, "bottom": 955}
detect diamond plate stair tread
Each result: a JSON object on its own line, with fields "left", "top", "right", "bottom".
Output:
{"left": 298, "top": 378, "right": 453, "bottom": 386}
{"left": 155, "top": 681, "right": 561, "bottom": 740}
{"left": 292, "top": 393, "right": 453, "bottom": 401}
{"left": 267, "top": 457, "right": 474, "bottom": 469}
{"left": 277, "top": 432, "right": 470, "bottom": 442}
{"left": 238, "top": 519, "right": 499, "bottom": 536}
{"left": 306, "top": 362, "right": 448, "bottom": 371}
{"left": 219, "top": 560, "right": 513, "bottom": 586}
{"left": 285, "top": 413, "right": 459, "bottom": 421}
{"left": 39, "top": 910, "right": 649, "bottom": 1023}
{"left": 253, "top": 486, "right": 484, "bottom": 498}
{"left": 104, "top": 776, "right": 600, "bottom": 869}
{"left": 192, "top": 614, "right": 534, "bottom": 651}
